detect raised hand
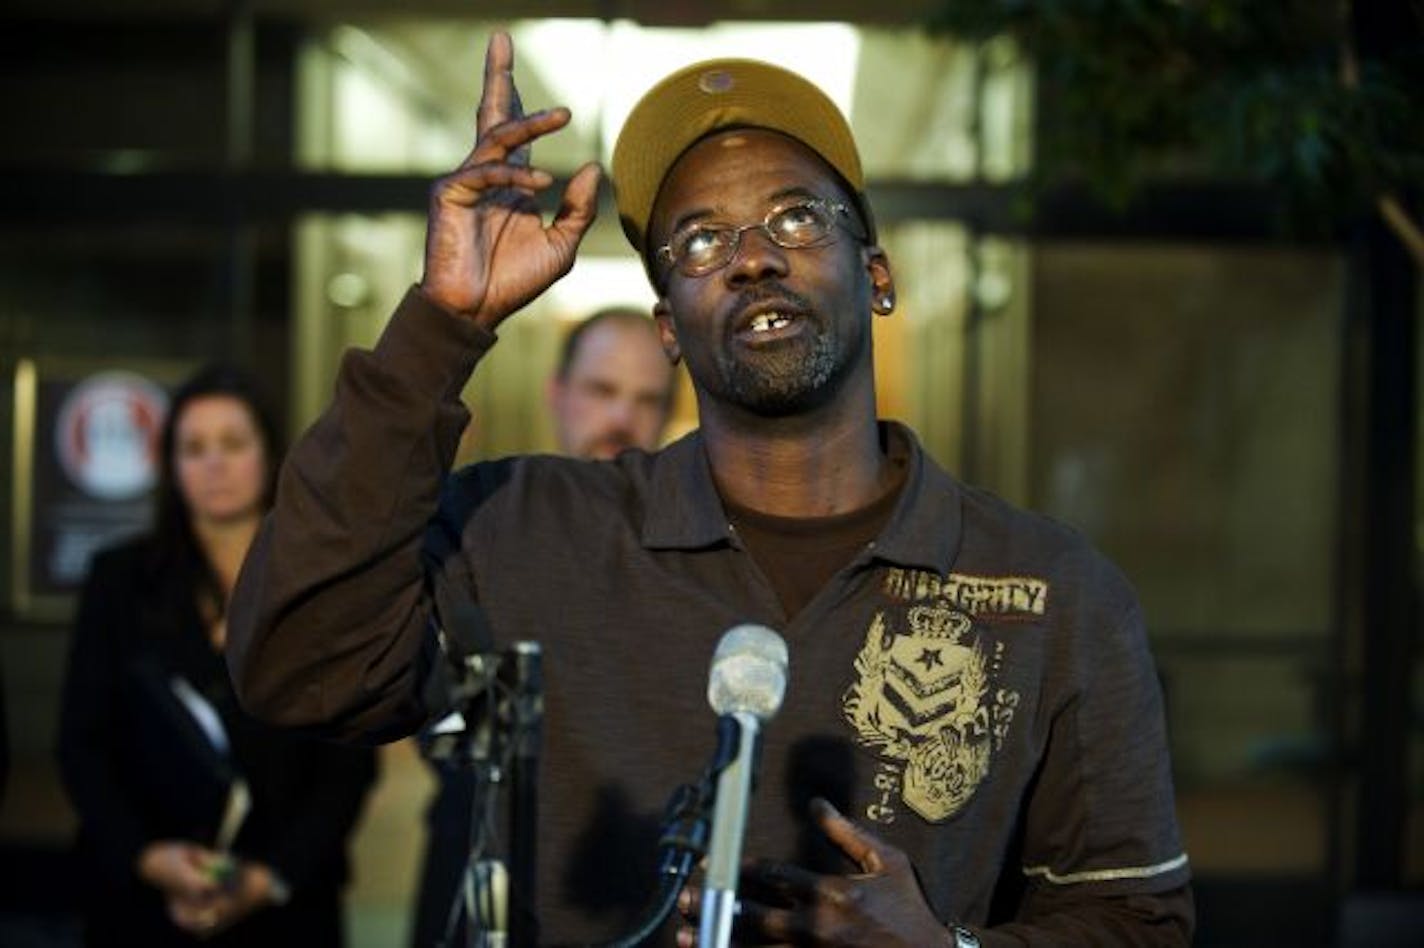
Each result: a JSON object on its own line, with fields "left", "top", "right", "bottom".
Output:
{"left": 676, "top": 798, "right": 954, "bottom": 947}
{"left": 420, "top": 30, "right": 601, "bottom": 330}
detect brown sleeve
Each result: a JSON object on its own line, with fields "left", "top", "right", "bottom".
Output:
{"left": 225, "top": 286, "right": 494, "bottom": 742}
{"left": 975, "top": 556, "right": 1193, "bottom": 944}
{"left": 974, "top": 884, "right": 1194, "bottom": 947}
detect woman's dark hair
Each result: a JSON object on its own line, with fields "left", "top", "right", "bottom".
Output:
{"left": 150, "top": 364, "right": 283, "bottom": 619}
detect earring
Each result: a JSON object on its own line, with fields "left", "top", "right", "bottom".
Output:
{"left": 874, "top": 291, "right": 896, "bottom": 314}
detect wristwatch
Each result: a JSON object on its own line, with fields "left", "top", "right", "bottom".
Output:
{"left": 950, "top": 924, "right": 981, "bottom": 948}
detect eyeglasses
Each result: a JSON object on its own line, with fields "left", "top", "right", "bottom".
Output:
{"left": 654, "top": 198, "right": 863, "bottom": 281}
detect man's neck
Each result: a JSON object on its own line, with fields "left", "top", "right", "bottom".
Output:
{"left": 698, "top": 385, "right": 892, "bottom": 519}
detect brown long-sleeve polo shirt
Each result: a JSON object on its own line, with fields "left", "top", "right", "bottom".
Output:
{"left": 228, "top": 287, "right": 1192, "bottom": 946}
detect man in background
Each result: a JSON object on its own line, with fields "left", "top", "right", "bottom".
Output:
{"left": 545, "top": 307, "right": 679, "bottom": 460}
{"left": 412, "top": 307, "right": 678, "bottom": 948}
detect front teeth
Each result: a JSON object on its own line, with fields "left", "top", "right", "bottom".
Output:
{"left": 749, "top": 312, "right": 792, "bottom": 333}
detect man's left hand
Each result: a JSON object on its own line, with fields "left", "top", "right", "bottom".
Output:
{"left": 676, "top": 797, "right": 954, "bottom": 947}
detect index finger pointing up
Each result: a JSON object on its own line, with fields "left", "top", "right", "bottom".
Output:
{"left": 477, "top": 31, "right": 524, "bottom": 139}
{"left": 810, "top": 797, "right": 891, "bottom": 875}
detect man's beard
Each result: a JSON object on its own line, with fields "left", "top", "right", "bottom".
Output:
{"left": 704, "top": 284, "right": 866, "bottom": 417}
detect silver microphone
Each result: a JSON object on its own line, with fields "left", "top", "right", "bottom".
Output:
{"left": 699, "top": 624, "right": 789, "bottom": 948}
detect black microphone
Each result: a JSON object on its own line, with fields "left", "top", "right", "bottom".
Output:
{"left": 699, "top": 624, "right": 789, "bottom": 948}
{"left": 421, "top": 566, "right": 498, "bottom": 725}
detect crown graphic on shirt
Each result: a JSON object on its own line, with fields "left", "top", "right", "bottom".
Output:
{"left": 908, "top": 603, "right": 971, "bottom": 643}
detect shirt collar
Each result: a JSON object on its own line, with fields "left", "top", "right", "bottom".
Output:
{"left": 869, "top": 421, "right": 963, "bottom": 576}
{"left": 640, "top": 421, "right": 963, "bottom": 576}
{"left": 641, "top": 430, "right": 732, "bottom": 549}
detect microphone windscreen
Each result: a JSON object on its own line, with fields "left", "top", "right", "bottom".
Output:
{"left": 707, "top": 624, "right": 788, "bottom": 720}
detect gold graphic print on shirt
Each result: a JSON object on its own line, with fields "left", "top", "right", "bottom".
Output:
{"left": 843, "top": 571, "right": 1040, "bottom": 823}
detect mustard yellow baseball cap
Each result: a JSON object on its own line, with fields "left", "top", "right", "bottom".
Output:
{"left": 611, "top": 58, "right": 870, "bottom": 256}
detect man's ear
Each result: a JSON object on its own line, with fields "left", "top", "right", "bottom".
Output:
{"left": 653, "top": 300, "right": 682, "bottom": 364}
{"left": 864, "top": 247, "right": 897, "bottom": 315}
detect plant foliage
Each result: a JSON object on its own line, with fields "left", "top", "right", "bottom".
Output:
{"left": 928, "top": 0, "right": 1424, "bottom": 229}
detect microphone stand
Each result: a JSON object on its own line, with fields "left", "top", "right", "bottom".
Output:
{"left": 508, "top": 642, "right": 543, "bottom": 948}
{"left": 699, "top": 711, "right": 760, "bottom": 948}
{"left": 595, "top": 716, "right": 738, "bottom": 948}
{"left": 423, "top": 641, "right": 544, "bottom": 948}
{"left": 599, "top": 622, "right": 787, "bottom": 948}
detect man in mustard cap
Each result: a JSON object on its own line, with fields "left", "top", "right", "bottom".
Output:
{"left": 229, "top": 32, "right": 1192, "bottom": 946}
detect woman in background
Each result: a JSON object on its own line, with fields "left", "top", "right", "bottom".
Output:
{"left": 58, "top": 366, "right": 378, "bottom": 947}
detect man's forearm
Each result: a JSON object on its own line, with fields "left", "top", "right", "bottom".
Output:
{"left": 976, "top": 884, "right": 1194, "bottom": 948}
{"left": 226, "top": 287, "right": 493, "bottom": 741}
